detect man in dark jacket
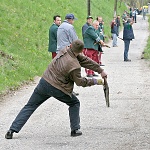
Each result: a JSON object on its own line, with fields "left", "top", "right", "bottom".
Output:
{"left": 5, "top": 40, "right": 107, "bottom": 139}
{"left": 123, "top": 18, "right": 134, "bottom": 61}
{"left": 48, "top": 15, "right": 61, "bottom": 58}
{"left": 111, "top": 17, "right": 118, "bottom": 47}
{"left": 96, "top": 16, "right": 105, "bottom": 41}
{"left": 115, "top": 15, "right": 121, "bottom": 35}
{"left": 82, "top": 16, "right": 93, "bottom": 37}
{"left": 96, "top": 16, "right": 105, "bottom": 65}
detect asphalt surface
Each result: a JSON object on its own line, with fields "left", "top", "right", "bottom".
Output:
{"left": 0, "top": 15, "right": 150, "bottom": 150}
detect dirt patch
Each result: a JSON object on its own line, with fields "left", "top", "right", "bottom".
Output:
{"left": 0, "top": 50, "right": 14, "bottom": 61}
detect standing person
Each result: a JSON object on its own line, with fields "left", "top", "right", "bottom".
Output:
{"left": 142, "top": 7, "right": 146, "bottom": 20}
{"left": 57, "top": 13, "right": 79, "bottom": 96}
{"left": 129, "top": 7, "right": 132, "bottom": 18}
{"left": 48, "top": 15, "right": 61, "bottom": 59}
{"left": 115, "top": 15, "right": 121, "bottom": 35}
{"left": 96, "top": 16, "right": 105, "bottom": 66}
{"left": 123, "top": 18, "right": 134, "bottom": 61}
{"left": 96, "top": 16, "right": 105, "bottom": 41}
{"left": 82, "top": 16, "right": 93, "bottom": 37}
{"left": 111, "top": 17, "right": 118, "bottom": 47}
{"left": 5, "top": 39, "right": 107, "bottom": 139}
{"left": 82, "top": 16, "right": 93, "bottom": 59}
{"left": 132, "top": 9, "right": 137, "bottom": 23}
{"left": 83, "top": 20, "right": 105, "bottom": 77}
{"left": 133, "top": 9, "right": 137, "bottom": 23}
{"left": 57, "top": 13, "right": 78, "bottom": 53}
{"left": 122, "top": 11, "right": 127, "bottom": 25}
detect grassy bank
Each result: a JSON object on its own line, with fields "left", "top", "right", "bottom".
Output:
{"left": 0, "top": 0, "right": 127, "bottom": 95}
{"left": 144, "top": 15, "right": 150, "bottom": 59}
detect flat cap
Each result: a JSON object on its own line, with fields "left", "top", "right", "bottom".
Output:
{"left": 65, "top": 13, "right": 77, "bottom": 20}
{"left": 87, "top": 16, "right": 93, "bottom": 19}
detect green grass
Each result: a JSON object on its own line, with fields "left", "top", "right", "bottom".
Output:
{"left": 0, "top": 0, "right": 127, "bottom": 95}
{"left": 144, "top": 15, "right": 150, "bottom": 59}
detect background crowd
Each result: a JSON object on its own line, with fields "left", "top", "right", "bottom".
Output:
{"left": 48, "top": 6, "right": 148, "bottom": 76}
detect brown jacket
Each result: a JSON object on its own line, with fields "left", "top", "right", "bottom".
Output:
{"left": 42, "top": 47, "right": 103, "bottom": 96}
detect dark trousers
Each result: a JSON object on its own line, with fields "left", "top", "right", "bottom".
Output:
{"left": 9, "top": 78, "right": 80, "bottom": 132}
{"left": 124, "top": 40, "right": 130, "bottom": 61}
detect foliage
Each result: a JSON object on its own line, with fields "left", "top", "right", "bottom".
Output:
{"left": 144, "top": 15, "right": 150, "bottom": 59}
{"left": 123, "top": 0, "right": 149, "bottom": 8}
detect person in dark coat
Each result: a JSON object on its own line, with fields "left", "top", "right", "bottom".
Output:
{"left": 96, "top": 16, "right": 105, "bottom": 41}
{"left": 96, "top": 16, "right": 105, "bottom": 66}
{"left": 82, "top": 16, "right": 93, "bottom": 37}
{"left": 111, "top": 17, "right": 118, "bottom": 47}
{"left": 48, "top": 15, "right": 61, "bottom": 58}
{"left": 115, "top": 15, "right": 121, "bottom": 35}
{"left": 123, "top": 18, "right": 134, "bottom": 61}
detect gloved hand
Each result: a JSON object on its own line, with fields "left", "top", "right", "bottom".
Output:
{"left": 97, "top": 79, "right": 104, "bottom": 85}
{"left": 93, "top": 78, "right": 104, "bottom": 85}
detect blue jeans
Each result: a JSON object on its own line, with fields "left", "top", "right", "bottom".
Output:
{"left": 9, "top": 78, "right": 80, "bottom": 132}
{"left": 112, "top": 33, "right": 117, "bottom": 46}
{"left": 124, "top": 40, "right": 130, "bottom": 61}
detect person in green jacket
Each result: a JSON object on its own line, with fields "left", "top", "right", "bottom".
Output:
{"left": 48, "top": 15, "right": 61, "bottom": 58}
{"left": 83, "top": 20, "right": 104, "bottom": 77}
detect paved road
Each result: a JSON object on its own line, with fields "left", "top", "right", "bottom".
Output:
{"left": 0, "top": 15, "right": 150, "bottom": 150}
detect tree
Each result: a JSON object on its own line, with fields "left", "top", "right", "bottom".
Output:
{"left": 123, "top": 0, "right": 149, "bottom": 8}
{"left": 87, "top": 0, "right": 91, "bottom": 16}
{"left": 114, "top": 0, "right": 118, "bottom": 17}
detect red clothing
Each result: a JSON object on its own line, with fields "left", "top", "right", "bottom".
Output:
{"left": 52, "top": 52, "right": 57, "bottom": 59}
{"left": 98, "top": 52, "right": 102, "bottom": 65}
{"left": 83, "top": 48, "right": 100, "bottom": 75}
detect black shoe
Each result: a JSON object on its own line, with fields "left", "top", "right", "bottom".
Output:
{"left": 5, "top": 130, "right": 14, "bottom": 139}
{"left": 124, "top": 59, "right": 131, "bottom": 62}
{"left": 100, "top": 64, "right": 105, "bottom": 66}
{"left": 71, "top": 129, "right": 82, "bottom": 137}
{"left": 72, "top": 91, "right": 79, "bottom": 96}
{"left": 86, "top": 74, "right": 93, "bottom": 77}
{"left": 93, "top": 73, "right": 98, "bottom": 77}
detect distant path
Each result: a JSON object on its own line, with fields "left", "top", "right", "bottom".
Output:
{"left": 0, "top": 15, "right": 150, "bottom": 150}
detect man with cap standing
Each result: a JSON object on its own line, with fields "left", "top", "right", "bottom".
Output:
{"left": 57, "top": 13, "right": 78, "bottom": 53}
{"left": 82, "top": 15, "right": 93, "bottom": 74}
{"left": 82, "top": 16, "right": 93, "bottom": 37}
{"left": 57, "top": 13, "right": 79, "bottom": 96}
{"left": 5, "top": 39, "right": 107, "bottom": 139}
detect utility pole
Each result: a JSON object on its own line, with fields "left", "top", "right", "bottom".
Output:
{"left": 114, "top": 0, "right": 117, "bottom": 17}
{"left": 87, "top": 0, "right": 91, "bottom": 16}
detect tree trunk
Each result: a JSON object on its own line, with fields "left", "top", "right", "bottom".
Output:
{"left": 114, "top": 0, "right": 117, "bottom": 17}
{"left": 87, "top": 0, "right": 91, "bottom": 16}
